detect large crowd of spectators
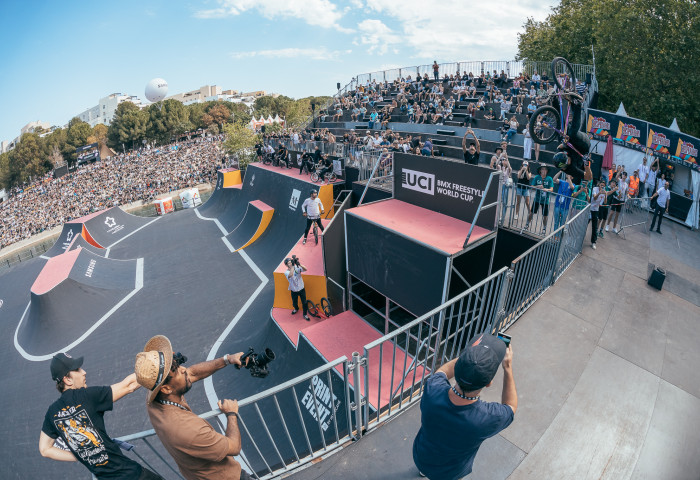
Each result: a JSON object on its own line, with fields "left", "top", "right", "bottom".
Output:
{"left": 1, "top": 137, "right": 225, "bottom": 249}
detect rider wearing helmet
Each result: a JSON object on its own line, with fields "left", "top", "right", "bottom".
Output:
{"left": 301, "top": 190, "right": 325, "bottom": 245}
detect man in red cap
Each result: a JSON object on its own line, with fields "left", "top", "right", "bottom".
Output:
{"left": 413, "top": 334, "right": 517, "bottom": 480}
{"left": 39, "top": 352, "right": 160, "bottom": 479}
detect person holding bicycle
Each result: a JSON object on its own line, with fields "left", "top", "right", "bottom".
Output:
{"left": 316, "top": 155, "right": 334, "bottom": 183}
{"left": 284, "top": 257, "right": 310, "bottom": 320}
{"left": 275, "top": 144, "right": 288, "bottom": 166}
{"left": 299, "top": 152, "right": 314, "bottom": 175}
{"left": 302, "top": 189, "right": 325, "bottom": 245}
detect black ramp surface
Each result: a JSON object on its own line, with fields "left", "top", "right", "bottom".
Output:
{"left": 82, "top": 206, "right": 156, "bottom": 247}
{"left": 43, "top": 221, "right": 84, "bottom": 258}
{"left": 67, "top": 233, "right": 107, "bottom": 257}
{"left": 16, "top": 249, "right": 140, "bottom": 357}
{"left": 226, "top": 202, "right": 264, "bottom": 250}
{"left": 197, "top": 170, "right": 244, "bottom": 222}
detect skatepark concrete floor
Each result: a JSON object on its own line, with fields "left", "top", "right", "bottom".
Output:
{"left": 285, "top": 219, "right": 700, "bottom": 480}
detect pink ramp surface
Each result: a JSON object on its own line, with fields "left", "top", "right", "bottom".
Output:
{"left": 252, "top": 162, "right": 343, "bottom": 184}
{"left": 301, "top": 310, "right": 427, "bottom": 409}
{"left": 248, "top": 200, "right": 274, "bottom": 212}
{"left": 271, "top": 307, "right": 327, "bottom": 347}
{"left": 346, "top": 199, "right": 491, "bottom": 255}
{"left": 31, "top": 248, "right": 81, "bottom": 295}
{"left": 274, "top": 220, "right": 330, "bottom": 276}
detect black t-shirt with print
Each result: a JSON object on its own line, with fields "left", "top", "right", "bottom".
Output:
{"left": 463, "top": 150, "right": 480, "bottom": 165}
{"left": 42, "top": 386, "right": 142, "bottom": 479}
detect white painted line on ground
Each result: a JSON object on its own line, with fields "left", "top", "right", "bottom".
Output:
{"left": 107, "top": 217, "right": 160, "bottom": 249}
{"left": 14, "top": 258, "right": 145, "bottom": 362}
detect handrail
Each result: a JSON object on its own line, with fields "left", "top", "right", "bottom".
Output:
{"left": 464, "top": 170, "right": 499, "bottom": 247}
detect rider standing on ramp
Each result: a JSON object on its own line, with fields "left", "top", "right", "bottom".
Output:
{"left": 301, "top": 189, "right": 324, "bottom": 245}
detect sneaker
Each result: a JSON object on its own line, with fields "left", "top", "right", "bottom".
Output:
{"left": 419, "top": 473, "right": 426, "bottom": 478}
{"left": 302, "top": 238, "right": 306, "bottom": 245}
{"left": 605, "top": 224, "right": 609, "bottom": 232}
{"left": 591, "top": 243, "right": 597, "bottom": 250}
{"left": 514, "top": 214, "right": 518, "bottom": 220}
{"left": 599, "top": 231, "right": 604, "bottom": 238}
{"left": 656, "top": 230, "right": 662, "bottom": 235}
{"left": 304, "top": 315, "right": 310, "bottom": 321}
{"left": 524, "top": 222, "right": 530, "bottom": 230}
{"left": 541, "top": 227, "right": 546, "bottom": 234}
{"left": 613, "top": 227, "right": 618, "bottom": 234}
{"left": 291, "top": 309, "right": 298, "bottom": 315}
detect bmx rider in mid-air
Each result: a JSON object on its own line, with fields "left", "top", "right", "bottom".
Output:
{"left": 302, "top": 189, "right": 325, "bottom": 245}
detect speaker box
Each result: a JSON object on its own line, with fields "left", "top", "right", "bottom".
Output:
{"left": 647, "top": 267, "right": 666, "bottom": 290}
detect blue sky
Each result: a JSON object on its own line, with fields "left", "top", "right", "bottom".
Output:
{"left": 0, "top": 0, "right": 556, "bottom": 142}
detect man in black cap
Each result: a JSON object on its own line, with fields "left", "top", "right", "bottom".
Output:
{"left": 39, "top": 352, "right": 161, "bottom": 479}
{"left": 413, "top": 334, "right": 517, "bottom": 480}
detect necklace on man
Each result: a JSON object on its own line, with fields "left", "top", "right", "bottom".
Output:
{"left": 158, "top": 399, "right": 188, "bottom": 411}
{"left": 452, "top": 385, "right": 479, "bottom": 401}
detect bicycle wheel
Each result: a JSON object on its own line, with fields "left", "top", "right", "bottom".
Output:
{"left": 313, "top": 223, "right": 319, "bottom": 244}
{"left": 306, "top": 300, "right": 319, "bottom": 318}
{"left": 529, "top": 106, "right": 561, "bottom": 145}
{"left": 320, "top": 297, "right": 333, "bottom": 317}
{"left": 325, "top": 173, "right": 337, "bottom": 183}
{"left": 310, "top": 172, "right": 320, "bottom": 182}
{"left": 551, "top": 57, "right": 576, "bottom": 91}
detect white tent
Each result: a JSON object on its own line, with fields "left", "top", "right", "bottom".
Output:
{"left": 669, "top": 118, "right": 681, "bottom": 132}
{"left": 615, "top": 102, "right": 628, "bottom": 116}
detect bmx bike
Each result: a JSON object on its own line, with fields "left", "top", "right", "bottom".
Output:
{"left": 306, "top": 297, "right": 333, "bottom": 319}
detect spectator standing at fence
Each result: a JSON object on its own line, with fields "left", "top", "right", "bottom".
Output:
{"left": 597, "top": 180, "right": 614, "bottom": 238}
{"left": 638, "top": 157, "right": 650, "bottom": 197}
{"left": 649, "top": 181, "right": 671, "bottom": 234}
{"left": 462, "top": 129, "right": 481, "bottom": 165}
{"left": 302, "top": 189, "right": 325, "bottom": 245}
{"left": 590, "top": 180, "right": 607, "bottom": 250}
{"left": 552, "top": 171, "right": 574, "bottom": 230}
{"left": 526, "top": 165, "right": 553, "bottom": 233}
{"left": 606, "top": 173, "right": 628, "bottom": 234}
{"left": 134, "top": 336, "right": 252, "bottom": 480}
{"left": 39, "top": 353, "right": 161, "bottom": 479}
{"left": 646, "top": 157, "right": 660, "bottom": 199}
{"left": 413, "top": 334, "right": 516, "bottom": 480}
{"left": 515, "top": 161, "right": 533, "bottom": 220}
{"left": 433, "top": 61, "right": 439, "bottom": 80}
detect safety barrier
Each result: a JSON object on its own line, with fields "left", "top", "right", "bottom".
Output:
{"left": 617, "top": 196, "right": 651, "bottom": 239}
{"left": 117, "top": 181, "right": 590, "bottom": 479}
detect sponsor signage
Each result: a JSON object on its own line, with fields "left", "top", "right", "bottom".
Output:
{"left": 587, "top": 109, "right": 647, "bottom": 151}
{"left": 300, "top": 375, "right": 341, "bottom": 432}
{"left": 393, "top": 153, "right": 498, "bottom": 227}
{"left": 289, "top": 188, "right": 301, "bottom": 211}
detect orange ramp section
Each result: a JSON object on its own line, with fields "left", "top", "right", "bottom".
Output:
{"left": 225, "top": 200, "right": 274, "bottom": 252}
{"left": 221, "top": 168, "right": 243, "bottom": 188}
{"left": 273, "top": 222, "right": 330, "bottom": 310}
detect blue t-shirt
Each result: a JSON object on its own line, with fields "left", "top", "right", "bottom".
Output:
{"left": 412, "top": 373, "right": 514, "bottom": 480}
{"left": 555, "top": 179, "right": 573, "bottom": 210}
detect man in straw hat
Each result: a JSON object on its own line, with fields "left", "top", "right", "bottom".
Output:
{"left": 135, "top": 335, "right": 252, "bottom": 480}
{"left": 412, "top": 334, "right": 517, "bottom": 480}
{"left": 39, "top": 352, "right": 162, "bottom": 479}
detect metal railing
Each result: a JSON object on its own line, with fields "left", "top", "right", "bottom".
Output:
{"left": 359, "top": 269, "right": 511, "bottom": 432}
{"left": 617, "top": 195, "right": 651, "bottom": 239}
{"left": 117, "top": 357, "right": 357, "bottom": 480}
{"left": 0, "top": 240, "right": 53, "bottom": 272}
{"left": 117, "top": 177, "right": 591, "bottom": 479}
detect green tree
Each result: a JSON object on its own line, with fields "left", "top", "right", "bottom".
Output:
{"left": 147, "top": 99, "right": 190, "bottom": 144}
{"left": 107, "top": 102, "right": 149, "bottom": 151}
{"left": 222, "top": 121, "right": 259, "bottom": 169}
{"left": 64, "top": 118, "right": 93, "bottom": 164}
{"left": 517, "top": 0, "right": 700, "bottom": 137}
{"left": 12, "top": 133, "right": 49, "bottom": 183}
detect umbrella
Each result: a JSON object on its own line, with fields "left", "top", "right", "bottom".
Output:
{"left": 602, "top": 134, "right": 613, "bottom": 170}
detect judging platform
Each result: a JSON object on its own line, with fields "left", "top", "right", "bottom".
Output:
{"left": 253, "top": 161, "right": 344, "bottom": 184}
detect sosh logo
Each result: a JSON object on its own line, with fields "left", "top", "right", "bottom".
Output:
{"left": 401, "top": 168, "right": 435, "bottom": 195}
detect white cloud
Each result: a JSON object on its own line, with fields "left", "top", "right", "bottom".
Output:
{"left": 195, "top": 0, "right": 353, "bottom": 32}
{"left": 357, "top": 19, "right": 401, "bottom": 55}
{"left": 363, "top": 0, "right": 556, "bottom": 59}
{"left": 230, "top": 47, "right": 351, "bottom": 60}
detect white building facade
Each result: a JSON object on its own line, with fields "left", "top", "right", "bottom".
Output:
{"left": 74, "top": 93, "right": 143, "bottom": 128}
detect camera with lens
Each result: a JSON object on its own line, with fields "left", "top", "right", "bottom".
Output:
{"left": 236, "top": 347, "right": 276, "bottom": 378}
{"left": 291, "top": 255, "right": 301, "bottom": 266}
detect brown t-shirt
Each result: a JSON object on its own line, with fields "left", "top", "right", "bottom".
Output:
{"left": 148, "top": 400, "right": 242, "bottom": 480}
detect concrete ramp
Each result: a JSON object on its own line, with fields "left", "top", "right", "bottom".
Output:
{"left": 197, "top": 168, "right": 244, "bottom": 221}
{"left": 224, "top": 200, "right": 274, "bottom": 252}
{"left": 66, "top": 233, "right": 107, "bottom": 257}
{"left": 42, "top": 210, "right": 106, "bottom": 258}
{"left": 14, "top": 248, "right": 143, "bottom": 360}
{"left": 81, "top": 206, "right": 157, "bottom": 248}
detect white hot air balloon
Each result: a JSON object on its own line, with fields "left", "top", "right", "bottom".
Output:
{"left": 145, "top": 78, "right": 168, "bottom": 103}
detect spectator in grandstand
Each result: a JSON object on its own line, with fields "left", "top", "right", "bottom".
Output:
{"left": 302, "top": 189, "right": 325, "bottom": 245}
{"left": 526, "top": 100, "right": 537, "bottom": 119}
{"left": 412, "top": 334, "right": 516, "bottom": 480}
{"left": 505, "top": 116, "right": 519, "bottom": 144}
{"left": 484, "top": 108, "right": 495, "bottom": 121}
{"left": 522, "top": 126, "right": 535, "bottom": 161}
{"left": 462, "top": 129, "right": 481, "bottom": 165}
{"left": 369, "top": 109, "right": 379, "bottom": 129}
{"left": 531, "top": 71, "right": 541, "bottom": 89}
{"left": 477, "top": 97, "right": 486, "bottom": 111}
{"left": 433, "top": 61, "right": 439, "bottom": 80}
{"left": 468, "top": 82, "right": 477, "bottom": 98}
{"left": 526, "top": 165, "right": 554, "bottom": 233}
{"left": 134, "top": 336, "right": 251, "bottom": 480}
{"left": 649, "top": 181, "right": 671, "bottom": 234}
{"left": 40, "top": 353, "right": 159, "bottom": 479}
{"left": 552, "top": 171, "right": 574, "bottom": 230}
{"left": 421, "top": 139, "right": 434, "bottom": 157}
{"left": 515, "top": 161, "right": 533, "bottom": 220}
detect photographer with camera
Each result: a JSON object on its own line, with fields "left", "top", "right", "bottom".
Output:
{"left": 302, "top": 190, "right": 325, "bottom": 245}
{"left": 285, "top": 256, "right": 310, "bottom": 321}
{"left": 135, "top": 336, "right": 253, "bottom": 480}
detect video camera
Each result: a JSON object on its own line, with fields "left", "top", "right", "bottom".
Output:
{"left": 291, "top": 255, "right": 301, "bottom": 266}
{"left": 236, "top": 347, "right": 276, "bottom": 378}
